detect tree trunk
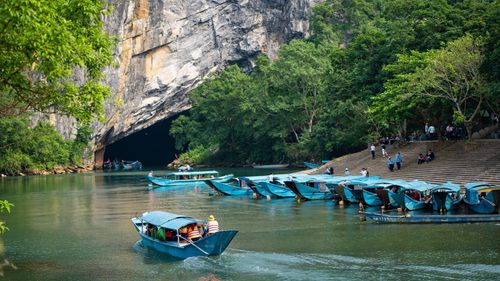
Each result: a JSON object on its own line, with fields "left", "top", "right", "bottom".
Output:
{"left": 465, "top": 122, "right": 473, "bottom": 140}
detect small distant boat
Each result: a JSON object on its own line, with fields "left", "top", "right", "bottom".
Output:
{"left": 362, "top": 212, "right": 500, "bottom": 224}
{"left": 252, "top": 164, "right": 289, "bottom": 169}
{"left": 121, "top": 160, "right": 142, "bottom": 171}
{"left": 464, "top": 182, "right": 500, "bottom": 214}
{"left": 430, "top": 182, "right": 462, "bottom": 212}
{"left": 303, "top": 160, "right": 330, "bottom": 169}
{"left": 131, "top": 211, "right": 238, "bottom": 259}
{"left": 204, "top": 179, "right": 252, "bottom": 196}
{"left": 147, "top": 171, "right": 233, "bottom": 187}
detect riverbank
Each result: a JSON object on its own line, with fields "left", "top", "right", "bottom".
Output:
{"left": 0, "top": 163, "right": 94, "bottom": 177}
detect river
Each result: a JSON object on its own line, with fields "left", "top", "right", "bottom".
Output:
{"left": 0, "top": 169, "right": 499, "bottom": 280}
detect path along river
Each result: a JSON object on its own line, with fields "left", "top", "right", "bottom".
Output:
{"left": 0, "top": 168, "right": 499, "bottom": 280}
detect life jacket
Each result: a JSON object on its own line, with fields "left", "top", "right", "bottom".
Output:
{"left": 207, "top": 220, "right": 219, "bottom": 234}
{"left": 188, "top": 227, "right": 201, "bottom": 240}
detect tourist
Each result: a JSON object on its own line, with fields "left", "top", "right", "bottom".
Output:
{"left": 395, "top": 152, "right": 403, "bottom": 170}
{"left": 187, "top": 224, "right": 201, "bottom": 241}
{"left": 425, "top": 122, "right": 429, "bottom": 136}
{"left": 445, "top": 124, "right": 454, "bottom": 140}
{"left": 268, "top": 173, "right": 274, "bottom": 183}
{"left": 179, "top": 226, "right": 188, "bottom": 241}
{"left": 365, "top": 168, "right": 370, "bottom": 177}
{"left": 387, "top": 157, "right": 394, "bottom": 172}
{"left": 382, "top": 147, "right": 388, "bottom": 158}
{"left": 417, "top": 153, "right": 426, "bottom": 164}
{"left": 207, "top": 215, "right": 219, "bottom": 235}
{"left": 426, "top": 149, "right": 435, "bottom": 162}
{"left": 327, "top": 166, "right": 334, "bottom": 175}
{"left": 344, "top": 168, "right": 350, "bottom": 176}
{"left": 370, "top": 143, "right": 376, "bottom": 159}
{"left": 148, "top": 171, "right": 153, "bottom": 177}
{"left": 428, "top": 125, "right": 436, "bottom": 139}
{"left": 360, "top": 168, "right": 367, "bottom": 177}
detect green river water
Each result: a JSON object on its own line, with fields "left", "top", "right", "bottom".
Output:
{"left": 0, "top": 168, "right": 498, "bottom": 280}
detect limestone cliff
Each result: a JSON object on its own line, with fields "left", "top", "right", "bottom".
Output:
{"left": 95, "top": 0, "right": 319, "bottom": 154}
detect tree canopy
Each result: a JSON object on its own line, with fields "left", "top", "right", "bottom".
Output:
{"left": 172, "top": 0, "right": 500, "bottom": 165}
{"left": 0, "top": 0, "right": 115, "bottom": 123}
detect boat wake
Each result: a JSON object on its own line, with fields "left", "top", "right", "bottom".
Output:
{"left": 177, "top": 249, "right": 500, "bottom": 280}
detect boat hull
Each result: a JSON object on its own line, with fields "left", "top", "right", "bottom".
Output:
{"left": 138, "top": 230, "right": 238, "bottom": 259}
{"left": 264, "top": 182, "right": 295, "bottom": 198}
{"left": 205, "top": 180, "right": 251, "bottom": 196}
{"left": 362, "top": 212, "right": 500, "bottom": 224}
{"left": 147, "top": 175, "right": 233, "bottom": 187}
{"left": 285, "top": 181, "right": 334, "bottom": 200}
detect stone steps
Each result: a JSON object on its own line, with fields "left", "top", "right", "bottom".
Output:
{"left": 312, "top": 139, "right": 500, "bottom": 186}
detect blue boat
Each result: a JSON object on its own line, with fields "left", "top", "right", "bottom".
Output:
{"left": 147, "top": 171, "right": 233, "bottom": 187}
{"left": 400, "top": 181, "right": 433, "bottom": 211}
{"left": 121, "top": 160, "right": 142, "bottom": 171}
{"left": 284, "top": 180, "right": 335, "bottom": 200}
{"left": 329, "top": 176, "right": 380, "bottom": 204}
{"left": 131, "top": 211, "right": 238, "bottom": 259}
{"left": 204, "top": 179, "right": 252, "bottom": 196}
{"left": 303, "top": 160, "right": 330, "bottom": 169}
{"left": 430, "top": 182, "right": 462, "bottom": 212}
{"left": 362, "top": 211, "right": 500, "bottom": 224}
{"left": 464, "top": 182, "right": 500, "bottom": 214}
{"left": 261, "top": 181, "right": 295, "bottom": 198}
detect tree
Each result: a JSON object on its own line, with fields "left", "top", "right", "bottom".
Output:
{"left": 0, "top": 200, "right": 13, "bottom": 233}
{"left": 0, "top": 0, "right": 115, "bottom": 123}
{"left": 372, "top": 35, "right": 488, "bottom": 139}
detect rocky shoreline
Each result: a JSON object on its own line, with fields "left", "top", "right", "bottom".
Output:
{"left": 1, "top": 164, "right": 94, "bottom": 177}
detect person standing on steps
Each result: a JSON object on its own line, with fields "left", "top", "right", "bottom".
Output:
{"left": 395, "top": 152, "right": 403, "bottom": 170}
{"left": 387, "top": 157, "right": 395, "bottom": 172}
{"left": 370, "top": 143, "right": 376, "bottom": 159}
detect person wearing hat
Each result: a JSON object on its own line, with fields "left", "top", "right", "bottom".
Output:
{"left": 344, "top": 168, "right": 350, "bottom": 176}
{"left": 207, "top": 215, "right": 219, "bottom": 235}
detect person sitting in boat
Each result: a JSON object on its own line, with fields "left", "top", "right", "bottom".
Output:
{"left": 165, "top": 229, "right": 175, "bottom": 241}
{"left": 148, "top": 171, "right": 153, "bottom": 177}
{"left": 268, "top": 173, "right": 274, "bottom": 183}
{"left": 344, "top": 168, "right": 350, "bottom": 176}
{"left": 179, "top": 226, "right": 188, "bottom": 242}
{"left": 207, "top": 215, "right": 219, "bottom": 235}
{"left": 187, "top": 224, "right": 202, "bottom": 241}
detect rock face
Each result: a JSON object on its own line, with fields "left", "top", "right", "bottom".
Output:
{"left": 95, "top": 0, "right": 319, "bottom": 151}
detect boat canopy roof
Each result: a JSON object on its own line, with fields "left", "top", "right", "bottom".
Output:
{"left": 432, "top": 181, "right": 461, "bottom": 192}
{"left": 464, "top": 182, "right": 499, "bottom": 191}
{"left": 403, "top": 180, "right": 435, "bottom": 192}
{"left": 140, "top": 211, "right": 205, "bottom": 230}
{"left": 167, "top": 170, "right": 219, "bottom": 176}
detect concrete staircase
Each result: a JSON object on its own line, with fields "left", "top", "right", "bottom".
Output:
{"left": 307, "top": 139, "right": 500, "bottom": 186}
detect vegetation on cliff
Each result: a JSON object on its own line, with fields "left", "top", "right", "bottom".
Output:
{"left": 0, "top": 0, "right": 114, "bottom": 176}
{"left": 171, "top": 0, "right": 500, "bottom": 165}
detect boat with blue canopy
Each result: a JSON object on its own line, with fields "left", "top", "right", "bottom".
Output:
{"left": 147, "top": 171, "right": 233, "bottom": 187}
{"left": 362, "top": 211, "right": 500, "bottom": 224}
{"left": 131, "top": 211, "right": 238, "bottom": 259}
{"left": 121, "top": 160, "right": 142, "bottom": 171}
{"left": 204, "top": 178, "right": 252, "bottom": 196}
{"left": 399, "top": 180, "right": 433, "bottom": 211}
{"left": 329, "top": 176, "right": 380, "bottom": 204}
{"left": 303, "top": 160, "right": 330, "bottom": 169}
{"left": 430, "top": 182, "right": 462, "bottom": 212}
{"left": 284, "top": 180, "right": 336, "bottom": 200}
{"left": 464, "top": 182, "right": 500, "bottom": 214}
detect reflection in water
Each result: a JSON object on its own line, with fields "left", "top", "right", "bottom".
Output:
{"left": 0, "top": 169, "right": 499, "bottom": 280}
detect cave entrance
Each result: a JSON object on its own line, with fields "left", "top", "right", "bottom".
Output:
{"left": 103, "top": 114, "right": 181, "bottom": 168}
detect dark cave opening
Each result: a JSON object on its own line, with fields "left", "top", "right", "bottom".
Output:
{"left": 103, "top": 114, "right": 181, "bottom": 168}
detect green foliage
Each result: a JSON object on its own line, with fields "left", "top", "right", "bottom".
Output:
{"left": 0, "top": 199, "right": 14, "bottom": 234}
{"left": 177, "top": 146, "right": 213, "bottom": 165}
{"left": 0, "top": 0, "right": 115, "bottom": 123}
{"left": 172, "top": 0, "right": 500, "bottom": 164}
{"left": 0, "top": 116, "right": 89, "bottom": 174}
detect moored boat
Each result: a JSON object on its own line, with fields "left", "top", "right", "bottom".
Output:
{"left": 400, "top": 181, "right": 433, "bottom": 211}
{"left": 252, "top": 164, "right": 289, "bottom": 169}
{"left": 362, "top": 211, "right": 500, "bottom": 224}
{"left": 430, "top": 182, "right": 462, "bottom": 212}
{"left": 147, "top": 171, "right": 233, "bottom": 187}
{"left": 121, "top": 160, "right": 142, "bottom": 171}
{"left": 131, "top": 211, "right": 238, "bottom": 259}
{"left": 464, "top": 182, "right": 500, "bottom": 214}
{"left": 204, "top": 179, "right": 252, "bottom": 196}
{"left": 284, "top": 180, "right": 335, "bottom": 200}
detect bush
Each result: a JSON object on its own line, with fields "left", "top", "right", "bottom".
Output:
{"left": 0, "top": 117, "right": 89, "bottom": 175}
